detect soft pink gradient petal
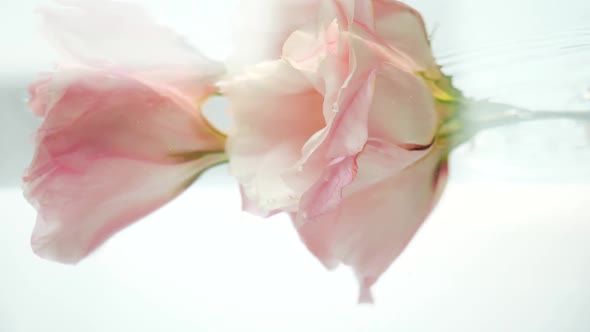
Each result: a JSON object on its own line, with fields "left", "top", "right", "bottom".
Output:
{"left": 223, "top": 61, "right": 325, "bottom": 212}
{"left": 372, "top": 0, "right": 438, "bottom": 72}
{"left": 28, "top": 76, "right": 52, "bottom": 116}
{"left": 331, "top": 0, "right": 375, "bottom": 30}
{"left": 24, "top": 72, "right": 225, "bottom": 263}
{"left": 228, "top": 0, "right": 321, "bottom": 68}
{"left": 40, "top": 0, "right": 224, "bottom": 106}
{"left": 27, "top": 154, "right": 225, "bottom": 263}
{"left": 26, "top": 0, "right": 226, "bottom": 263}
{"left": 39, "top": 0, "right": 218, "bottom": 72}
{"left": 368, "top": 64, "right": 438, "bottom": 147}
{"left": 295, "top": 143, "right": 448, "bottom": 303}
{"left": 294, "top": 155, "right": 358, "bottom": 224}
{"left": 282, "top": 68, "right": 376, "bottom": 197}
{"left": 338, "top": 0, "right": 436, "bottom": 73}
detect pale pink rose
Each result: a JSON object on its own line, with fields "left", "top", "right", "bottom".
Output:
{"left": 24, "top": 0, "right": 226, "bottom": 264}
{"left": 223, "top": 0, "right": 453, "bottom": 302}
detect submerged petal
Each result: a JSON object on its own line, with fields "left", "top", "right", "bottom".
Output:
{"left": 223, "top": 61, "right": 325, "bottom": 212}
{"left": 296, "top": 142, "right": 448, "bottom": 302}
{"left": 367, "top": 63, "right": 438, "bottom": 147}
{"left": 37, "top": 0, "right": 225, "bottom": 107}
{"left": 28, "top": 153, "right": 225, "bottom": 263}
{"left": 229, "top": 0, "right": 321, "bottom": 68}
{"left": 372, "top": 0, "right": 437, "bottom": 71}
{"left": 24, "top": 71, "right": 225, "bottom": 263}
{"left": 39, "top": 0, "right": 219, "bottom": 72}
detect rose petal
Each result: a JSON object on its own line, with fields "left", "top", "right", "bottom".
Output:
{"left": 228, "top": 0, "right": 320, "bottom": 68}
{"left": 39, "top": 0, "right": 217, "bottom": 71}
{"left": 295, "top": 142, "right": 448, "bottom": 303}
{"left": 24, "top": 71, "right": 225, "bottom": 263}
{"left": 368, "top": 63, "right": 438, "bottom": 147}
{"left": 223, "top": 61, "right": 325, "bottom": 212}
{"left": 372, "top": 0, "right": 438, "bottom": 72}
{"left": 282, "top": 65, "right": 376, "bottom": 197}
{"left": 27, "top": 154, "right": 225, "bottom": 264}
{"left": 39, "top": 0, "right": 225, "bottom": 105}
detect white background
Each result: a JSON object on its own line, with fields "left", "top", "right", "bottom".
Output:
{"left": 1, "top": 0, "right": 590, "bottom": 331}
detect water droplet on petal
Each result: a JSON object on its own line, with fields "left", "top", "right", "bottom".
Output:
{"left": 331, "top": 102, "right": 339, "bottom": 112}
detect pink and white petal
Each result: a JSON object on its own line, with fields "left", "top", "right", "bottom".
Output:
{"left": 335, "top": 1, "right": 435, "bottom": 73}
{"left": 223, "top": 61, "right": 325, "bottom": 211}
{"left": 235, "top": 137, "right": 309, "bottom": 212}
{"left": 331, "top": 0, "right": 374, "bottom": 30}
{"left": 295, "top": 143, "right": 448, "bottom": 303}
{"left": 239, "top": 185, "right": 282, "bottom": 218}
{"left": 282, "top": 66, "right": 377, "bottom": 197}
{"left": 224, "top": 62, "right": 324, "bottom": 147}
{"left": 27, "top": 72, "right": 224, "bottom": 167}
{"left": 372, "top": 0, "right": 438, "bottom": 72}
{"left": 28, "top": 68, "right": 83, "bottom": 117}
{"left": 297, "top": 139, "right": 430, "bottom": 223}
{"left": 282, "top": 23, "right": 339, "bottom": 93}
{"left": 40, "top": 0, "right": 226, "bottom": 111}
{"left": 294, "top": 155, "right": 358, "bottom": 224}
{"left": 38, "top": 0, "right": 219, "bottom": 73}
{"left": 24, "top": 72, "right": 225, "bottom": 263}
{"left": 367, "top": 63, "right": 438, "bottom": 147}
{"left": 26, "top": 153, "right": 225, "bottom": 264}
{"left": 228, "top": 0, "right": 320, "bottom": 69}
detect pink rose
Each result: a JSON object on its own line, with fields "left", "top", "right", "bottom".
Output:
{"left": 24, "top": 0, "right": 226, "bottom": 264}
{"left": 223, "top": 0, "right": 455, "bottom": 302}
